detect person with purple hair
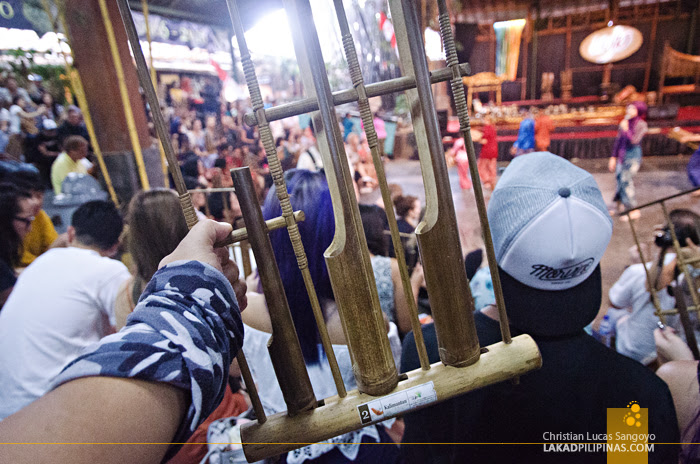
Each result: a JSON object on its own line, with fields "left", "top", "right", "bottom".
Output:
{"left": 608, "top": 101, "right": 648, "bottom": 221}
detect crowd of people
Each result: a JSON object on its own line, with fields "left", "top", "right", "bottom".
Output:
{"left": 2, "top": 70, "right": 700, "bottom": 464}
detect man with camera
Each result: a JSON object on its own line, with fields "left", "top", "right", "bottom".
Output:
{"left": 609, "top": 209, "right": 700, "bottom": 364}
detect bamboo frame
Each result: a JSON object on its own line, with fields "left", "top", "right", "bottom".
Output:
{"left": 117, "top": 0, "right": 542, "bottom": 460}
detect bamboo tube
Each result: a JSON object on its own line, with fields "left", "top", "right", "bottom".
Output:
{"left": 390, "top": 0, "right": 481, "bottom": 367}
{"left": 333, "top": 0, "right": 429, "bottom": 371}
{"left": 98, "top": 0, "right": 150, "bottom": 190}
{"left": 114, "top": 0, "right": 266, "bottom": 424}
{"left": 436, "top": 0, "right": 511, "bottom": 344}
{"left": 285, "top": 0, "right": 398, "bottom": 396}
{"left": 44, "top": 0, "right": 120, "bottom": 207}
{"left": 232, "top": 167, "right": 317, "bottom": 415}
{"left": 226, "top": 0, "right": 347, "bottom": 398}
{"left": 241, "top": 334, "right": 542, "bottom": 462}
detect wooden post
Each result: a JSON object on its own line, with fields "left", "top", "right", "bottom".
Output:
{"left": 565, "top": 14, "right": 572, "bottom": 71}
{"left": 521, "top": 9, "right": 531, "bottom": 101}
{"left": 64, "top": 0, "right": 162, "bottom": 199}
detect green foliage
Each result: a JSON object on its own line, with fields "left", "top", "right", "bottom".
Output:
{"left": 2, "top": 48, "right": 70, "bottom": 104}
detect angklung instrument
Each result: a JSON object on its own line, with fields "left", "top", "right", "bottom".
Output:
{"left": 115, "top": 0, "right": 543, "bottom": 461}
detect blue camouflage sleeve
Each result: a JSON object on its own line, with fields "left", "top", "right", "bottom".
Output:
{"left": 51, "top": 260, "right": 243, "bottom": 452}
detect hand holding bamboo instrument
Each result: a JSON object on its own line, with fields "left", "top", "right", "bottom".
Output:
{"left": 114, "top": 0, "right": 542, "bottom": 460}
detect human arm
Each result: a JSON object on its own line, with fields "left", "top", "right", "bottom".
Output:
{"left": 608, "top": 157, "right": 617, "bottom": 173}
{"left": 0, "top": 220, "right": 245, "bottom": 463}
{"left": 16, "top": 105, "right": 46, "bottom": 119}
{"left": 608, "top": 265, "right": 636, "bottom": 309}
{"left": 656, "top": 359, "right": 699, "bottom": 437}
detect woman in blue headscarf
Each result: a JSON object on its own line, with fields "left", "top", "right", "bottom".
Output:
{"left": 608, "top": 101, "right": 648, "bottom": 221}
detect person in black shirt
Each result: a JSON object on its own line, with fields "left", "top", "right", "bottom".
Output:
{"left": 400, "top": 152, "right": 679, "bottom": 463}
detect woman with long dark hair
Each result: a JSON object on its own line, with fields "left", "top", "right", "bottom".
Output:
{"left": 608, "top": 101, "right": 648, "bottom": 220}
{"left": 0, "top": 183, "right": 33, "bottom": 308}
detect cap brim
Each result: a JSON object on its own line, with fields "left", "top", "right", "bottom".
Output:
{"left": 499, "top": 265, "right": 602, "bottom": 337}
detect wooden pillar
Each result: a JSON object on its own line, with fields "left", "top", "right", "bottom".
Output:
{"left": 521, "top": 9, "right": 531, "bottom": 101}
{"left": 642, "top": 1, "right": 659, "bottom": 92}
{"left": 565, "top": 14, "right": 572, "bottom": 71}
{"left": 64, "top": 0, "right": 163, "bottom": 201}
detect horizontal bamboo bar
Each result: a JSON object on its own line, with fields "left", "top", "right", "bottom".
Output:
{"left": 188, "top": 187, "right": 237, "bottom": 194}
{"left": 620, "top": 187, "right": 700, "bottom": 214}
{"left": 659, "top": 306, "right": 699, "bottom": 315}
{"left": 243, "top": 63, "right": 471, "bottom": 126}
{"left": 241, "top": 334, "right": 541, "bottom": 462}
{"left": 220, "top": 210, "right": 305, "bottom": 245}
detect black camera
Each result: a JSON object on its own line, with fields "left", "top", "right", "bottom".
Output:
{"left": 655, "top": 226, "right": 693, "bottom": 248}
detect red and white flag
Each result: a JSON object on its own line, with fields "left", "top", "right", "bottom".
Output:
{"left": 378, "top": 11, "right": 396, "bottom": 50}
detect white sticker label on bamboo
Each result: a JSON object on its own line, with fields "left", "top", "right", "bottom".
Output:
{"left": 357, "top": 381, "right": 437, "bottom": 425}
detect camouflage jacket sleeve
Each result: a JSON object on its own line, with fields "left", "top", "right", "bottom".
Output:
{"left": 52, "top": 260, "right": 243, "bottom": 450}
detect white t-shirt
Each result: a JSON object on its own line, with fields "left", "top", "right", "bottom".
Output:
{"left": 0, "top": 247, "right": 130, "bottom": 420}
{"left": 609, "top": 256, "right": 676, "bottom": 364}
{"left": 8, "top": 104, "right": 22, "bottom": 134}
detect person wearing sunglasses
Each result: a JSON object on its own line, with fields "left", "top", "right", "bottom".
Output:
{"left": 0, "top": 183, "right": 33, "bottom": 309}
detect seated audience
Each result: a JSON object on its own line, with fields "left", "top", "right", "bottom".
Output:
{"left": 51, "top": 135, "right": 89, "bottom": 194}
{"left": 24, "top": 118, "right": 61, "bottom": 188}
{"left": 0, "top": 200, "right": 130, "bottom": 420}
{"left": 57, "top": 105, "right": 89, "bottom": 147}
{"left": 400, "top": 152, "right": 679, "bottom": 463}
{"left": 0, "top": 220, "right": 246, "bottom": 464}
{"left": 0, "top": 183, "right": 32, "bottom": 308}
{"left": 2, "top": 166, "right": 63, "bottom": 266}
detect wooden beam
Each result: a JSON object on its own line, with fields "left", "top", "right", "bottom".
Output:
{"left": 521, "top": 8, "right": 531, "bottom": 100}
{"left": 565, "top": 14, "right": 572, "bottom": 71}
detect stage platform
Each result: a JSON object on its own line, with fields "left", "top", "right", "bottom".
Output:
{"left": 442, "top": 105, "right": 700, "bottom": 161}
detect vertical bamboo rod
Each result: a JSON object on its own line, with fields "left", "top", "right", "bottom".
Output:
{"left": 46, "top": 0, "right": 120, "bottom": 207}
{"left": 226, "top": 0, "right": 347, "bottom": 398}
{"left": 98, "top": 0, "right": 150, "bottom": 190}
{"left": 437, "top": 0, "right": 512, "bottom": 345}
{"left": 140, "top": 0, "right": 170, "bottom": 188}
{"left": 114, "top": 0, "right": 266, "bottom": 424}
{"left": 333, "top": 0, "right": 430, "bottom": 371}
{"left": 627, "top": 213, "right": 666, "bottom": 323}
